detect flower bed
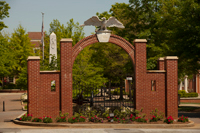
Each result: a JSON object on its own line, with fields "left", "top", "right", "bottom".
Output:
{"left": 18, "top": 108, "right": 190, "bottom": 125}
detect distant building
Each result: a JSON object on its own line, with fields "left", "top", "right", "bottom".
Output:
{"left": 28, "top": 32, "right": 45, "bottom": 54}
{"left": 179, "top": 74, "right": 200, "bottom": 94}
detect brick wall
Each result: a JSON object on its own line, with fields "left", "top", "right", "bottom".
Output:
{"left": 134, "top": 40, "right": 178, "bottom": 118}
{"left": 39, "top": 72, "right": 60, "bottom": 118}
{"left": 180, "top": 99, "right": 200, "bottom": 103}
{"left": 145, "top": 72, "right": 166, "bottom": 118}
{"left": 27, "top": 57, "right": 60, "bottom": 118}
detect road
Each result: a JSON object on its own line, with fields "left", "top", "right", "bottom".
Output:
{"left": 0, "top": 93, "right": 200, "bottom": 133}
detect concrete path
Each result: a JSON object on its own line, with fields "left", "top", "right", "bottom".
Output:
{"left": 0, "top": 93, "right": 26, "bottom": 127}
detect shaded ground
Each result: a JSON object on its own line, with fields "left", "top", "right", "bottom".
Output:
{"left": 0, "top": 93, "right": 25, "bottom": 122}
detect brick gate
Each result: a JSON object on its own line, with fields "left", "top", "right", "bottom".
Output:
{"left": 27, "top": 34, "right": 178, "bottom": 119}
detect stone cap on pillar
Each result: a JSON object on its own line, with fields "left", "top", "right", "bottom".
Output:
{"left": 27, "top": 56, "right": 40, "bottom": 60}
{"left": 165, "top": 56, "right": 179, "bottom": 60}
{"left": 60, "top": 38, "right": 73, "bottom": 42}
{"left": 133, "top": 39, "right": 147, "bottom": 43}
{"left": 158, "top": 57, "right": 165, "bottom": 61}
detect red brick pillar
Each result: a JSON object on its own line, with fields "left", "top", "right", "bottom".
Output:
{"left": 60, "top": 38, "right": 73, "bottom": 117}
{"left": 134, "top": 39, "right": 147, "bottom": 110}
{"left": 27, "top": 56, "right": 40, "bottom": 117}
{"left": 157, "top": 57, "right": 165, "bottom": 70}
{"left": 165, "top": 56, "right": 178, "bottom": 118}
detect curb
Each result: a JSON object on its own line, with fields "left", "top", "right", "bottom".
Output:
{"left": 13, "top": 120, "right": 194, "bottom": 128}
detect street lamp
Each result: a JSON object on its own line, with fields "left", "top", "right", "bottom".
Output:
{"left": 126, "top": 76, "right": 132, "bottom": 101}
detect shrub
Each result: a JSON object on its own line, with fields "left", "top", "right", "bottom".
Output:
{"left": 119, "top": 118, "right": 129, "bottom": 123}
{"left": 129, "top": 114, "right": 135, "bottom": 121}
{"left": 134, "top": 108, "right": 146, "bottom": 120}
{"left": 43, "top": 116, "right": 52, "bottom": 123}
{"left": 102, "top": 110, "right": 109, "bottom": 119}
{"left": 149, "top": 115, "right": 158, "bottom": 122}
{"left": 56, "top": 116, "right": 67, "bottom": 122}
{"left": 19, "top": 114, "right": 32, "bottom": 121}
{"left": 3, "top": 83, "right": 18, "bottom": 89}
{"left": 150, "top": 108, "right": 164, "bottom": 121}
{"left": 89, "top": 115, "right": 101, "bottom": 123}
{"left": 178, "top": 115, "right": 189, "bottom": 123}
{"left": 164, "top": 116, "right": 174, "bottom": 124}
{"left": 32, "top": 117, "right": 42, "bottom": 122}
{"left": 135, "top": 116, "right": 148, "bottom": 123}
{"left": 56, "top": 112, "right": 68, "bottom": 122}
{"left": 113, "top": 116, "right": 119, "bottom": 122}
{"left": 68, "top": 117, "right": 78, "bottom": 123}
{"left": 106, "top": 116, "right": 111, "bottom": 122}
{"left": 178, "top": 90, "right": 198, "bottom": 97}
{"left": 79, "top": 116, "right": 86, "bottom": 122}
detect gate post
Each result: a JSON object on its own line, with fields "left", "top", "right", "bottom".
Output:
{"left": 27, "top": 56, "right": 40, "bottom": 117}
{"left": 134, "top": 39, "right": 147, "bottom": 110}
{"left": 60, "top": 38, "right": 73, "bottom": 117}
{"left": 165, "top": 56, "right": 178, "bottom": 118}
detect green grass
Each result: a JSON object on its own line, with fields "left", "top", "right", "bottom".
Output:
{"left": 178, "top": 106, "right": 200, "bottom": 112}
{"left": 24, "top": 105, "right": 27, "bottom": 110}
{"left": 180, "top": 102, "right": 200, "bottom": 105}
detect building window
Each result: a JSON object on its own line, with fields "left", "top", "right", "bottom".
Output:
{"left": 9, "top": 77, "right": 13, "bottom": 83}
{"left": 33, "top": 47, "right": 40, "bottom": 55}
{"left": 151, "top": 80, "right": 156, "bottom": 91}
{"left": 51, "top": 80, "right": 56, "bottom": 91}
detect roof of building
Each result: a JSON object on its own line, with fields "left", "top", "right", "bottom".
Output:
{"left": 28, "top": 32, "right": 43, "bottom": 40}
{"left": 28, "top": 32, "right": 45, "bottom": 47}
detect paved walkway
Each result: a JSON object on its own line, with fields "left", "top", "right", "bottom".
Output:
{"left": 0, "top": 93, "right": 27, "bottom": 128}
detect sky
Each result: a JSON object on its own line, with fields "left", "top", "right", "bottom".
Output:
{"left": 3, "top": 0, "right": 129, "bottom": 37}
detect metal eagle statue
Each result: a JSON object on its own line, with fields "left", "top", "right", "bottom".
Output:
{"left": 80, "top": 16, "right": 125, "bottom": 31}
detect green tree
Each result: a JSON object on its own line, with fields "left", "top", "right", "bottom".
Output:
{"left": 9, "top": 24, "right": 34, "bottom": 89}
{"left": 0, "top": 1, "right": 10, "bottom": 31}
{"left": 73, "top": 45, "right": 108, "bottom": 97}
{"left": 89, "top": 43, "right": 133, "bottom": 87}
{"left": 97, "top": 0, "right": 200, "bottom": 78}
{"left": 41, "top": 19, "right": 85, "bottom": 70}
{"left": 0, "top": 32, "right": 14, "bottom": 87}
{"left": 73, "top": 45, "right": 107, "bottom": 85}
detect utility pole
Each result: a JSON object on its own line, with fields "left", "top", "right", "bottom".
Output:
{"left": 41, "top": 12, "right": 44, "bottom": 62}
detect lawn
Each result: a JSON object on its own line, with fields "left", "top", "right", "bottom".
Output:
{"left": 178, "top": 106, "right": 200, "bottom": 112}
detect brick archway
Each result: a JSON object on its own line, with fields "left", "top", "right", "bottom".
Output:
{"left": 72, "top": 34, "right": 135, "bottom": 65}
{"left": 27, "top": 34, "right": 178, "bottom": 119}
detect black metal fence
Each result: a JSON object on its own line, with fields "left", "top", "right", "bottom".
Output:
{"left": 72, "top": 81, "right": 134, "bottom": 113}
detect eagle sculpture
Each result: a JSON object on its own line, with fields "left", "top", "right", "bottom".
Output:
{"left": 80, "top": 16, "right": 125, "bottom": 31}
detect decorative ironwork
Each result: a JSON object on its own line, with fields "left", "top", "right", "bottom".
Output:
{"left": 72, "top": 79, "right": 134, "bottom": 113}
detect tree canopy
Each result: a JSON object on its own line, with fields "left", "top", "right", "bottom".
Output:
{"left": 0, "top": 1, "right": 10, "bottom": 31}
{"left": 97, "top": 0, "right": 200, "bottom": 79}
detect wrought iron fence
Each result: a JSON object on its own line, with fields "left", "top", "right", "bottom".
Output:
{"left": 72, "top": 81, "right": 134, "bottom": 113}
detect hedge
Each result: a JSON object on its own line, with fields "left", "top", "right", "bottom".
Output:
{"left": 178, "top": 90, "right": 198, "bottom": 98}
